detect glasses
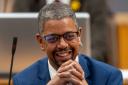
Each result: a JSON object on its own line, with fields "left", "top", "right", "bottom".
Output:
{"left": 43, "top": 32, "right": 79, "bottom": 43}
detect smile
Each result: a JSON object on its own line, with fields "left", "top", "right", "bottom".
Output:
{"left": 54, "top": 49, "right": 73, "bottom": 63}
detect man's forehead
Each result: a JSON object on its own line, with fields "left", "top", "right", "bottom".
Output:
{"left": 44, "top": 17, "right": 74, "bottom": 23}
{"left": 40, "top": 17, "right": 78, "bottom": 35}
{"left": 43, "top": 17, "right": 76, "bottom": 27}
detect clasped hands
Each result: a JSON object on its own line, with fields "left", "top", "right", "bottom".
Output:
{"left": 47, "top": 60, "right": 88, "bottom": 85}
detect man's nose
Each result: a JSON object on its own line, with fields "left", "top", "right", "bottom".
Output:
{"left": 57, "top": 37, "right": 68, "bottom": 48}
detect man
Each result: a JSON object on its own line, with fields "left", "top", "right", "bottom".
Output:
{"left": 13, "top": 1, "right": 122, "bottom": 85}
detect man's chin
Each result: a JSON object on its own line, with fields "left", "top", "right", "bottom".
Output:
{"left": 56, "top": 57, "right": 73, "bottom": 66}
{"left": 57, "top": 61, "right": 67, "bottom": 67}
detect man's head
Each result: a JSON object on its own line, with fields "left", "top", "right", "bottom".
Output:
{"left": 36, "top": 1, "right": 82, "bottom": 69}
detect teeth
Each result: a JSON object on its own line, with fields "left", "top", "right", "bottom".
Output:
{"left": 55, "top": 50, "right": 72, "bottom": 57}
{"left": 58, "top": 53, "right": 67, "bottom": 56}
{"left": 56, "top": 52, "right": 67, "bottom": 56}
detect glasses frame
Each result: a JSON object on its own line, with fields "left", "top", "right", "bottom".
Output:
{"left": 42, "top": 31, "right": 80, "bottom": 43}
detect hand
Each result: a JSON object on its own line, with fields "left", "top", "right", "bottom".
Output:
{"left": 58, "top": 60, "right": 88, "bottom": 85}
{"left": 47, "top": 60, "right": 88, "bottom": 85}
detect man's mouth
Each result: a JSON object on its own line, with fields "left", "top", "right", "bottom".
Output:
{"left": 55, "top": 49, "right": 72, "bottom": 56}
{"left": 54, "top": 48, "right": 73, "bottom": 65}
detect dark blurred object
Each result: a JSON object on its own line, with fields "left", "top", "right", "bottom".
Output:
{"left": 12, "top": 0, "right": 46, "bottom": 12}
{"left": 82, "top": 0, "right": 113, "bottom": 62}
{"left": 0, "top": 0, "right": 14, "bottom": 12}
{"left": 73, "top": 0, "right": 114, "bottom": 64}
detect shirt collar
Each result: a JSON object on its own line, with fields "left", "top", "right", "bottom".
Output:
{"left": 48, "top": 56, "right": 79, "bottom": 79}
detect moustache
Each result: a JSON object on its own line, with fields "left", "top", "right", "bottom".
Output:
{"left": 54, "top": 47, "right": 73, "bottom": 54}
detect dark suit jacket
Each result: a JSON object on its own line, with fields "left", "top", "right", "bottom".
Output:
{"left": 13, "top": 54, "right": 123, "bottom": 85}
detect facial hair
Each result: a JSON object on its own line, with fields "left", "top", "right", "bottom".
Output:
{"left": 52, "top": 47, "right": 74, "bottom": 69}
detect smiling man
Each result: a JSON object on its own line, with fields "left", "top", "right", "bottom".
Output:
{"left": 13, "top": 1, "right": 123, "bottom": 85}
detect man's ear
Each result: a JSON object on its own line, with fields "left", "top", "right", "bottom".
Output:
{"left": 77, "top": 27, "right": 82, "bottom": 39}
{"left": 78, "top": 27, "right": 82, "bottom": 36}
{"left": 35, "top": 33, "right": 45, "bottom": 51}
{"left": 78, "top": 27, "right": 83, "bottom": 46}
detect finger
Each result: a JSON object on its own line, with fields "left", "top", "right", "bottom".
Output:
{"left": 58, "top": 69, "right": 80, "bottom": 79}
{"left": 58, "top": 62, "right": 74, "bottom": 73}
{"left": 73, "top": 61, "right": 84, "bottom": 74}
{"left": 58, "top": 69, "right": 82, "bottom": 81}
{"left": 82, "top": 80, "right": 88, "bottom": 85}
{"left": 57, "top": 71, "right": 71, "bottom": 78}
{"left": 58, "top": 71, "right": 82, "bottom": 84}
{"left": 69, "top": 77, "right": 83, "bottom": 85}
{"left": 61, "top": 60, "right": 73, "bottom": 67}
{"left": 58, "top": 71, "right": 86, "bottom": 85}
{"left": 70, "top": 68, "right": 84, "bottom": 81}
{"left": 47, "top": 74, "right": 65, "bottom": 85}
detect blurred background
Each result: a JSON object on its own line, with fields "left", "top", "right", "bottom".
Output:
{"left": 0, "top": 0, "right": 128, "bottom": 85}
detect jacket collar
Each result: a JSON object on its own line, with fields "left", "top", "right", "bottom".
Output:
{"left": 38, "top": 57, "right": 51, "bottom": 84}
{"left": 79, "top": 54, "right": 90, "bottom": 79}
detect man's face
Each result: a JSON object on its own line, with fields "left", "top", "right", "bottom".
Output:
{"left": 41, "top": 17, "right": 81, "bottom": 69}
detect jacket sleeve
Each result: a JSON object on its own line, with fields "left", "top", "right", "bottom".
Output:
{"left": 107, "top": 69, "right": 123, "bottom": 85}
{"left": 13, "top": 77, "right": 20, "bottom": 85}
{"left": 13, "top": 75, "right": 25, "bottom": 85}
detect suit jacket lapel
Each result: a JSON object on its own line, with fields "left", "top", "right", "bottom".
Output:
{"left": 38, "top": 57, "right": 51, "bottom": 84}
{"left": 79, "top": 54, "right": 93, "bottom": 84}
{"left": 79, "top": 55, "right": 90, "bottom": 78}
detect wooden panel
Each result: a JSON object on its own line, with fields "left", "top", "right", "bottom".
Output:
{"left": 117, "top": 25, "right": 128, "bottom": 68}
{"left": 115, "top": 13, "right": 128, "bottom": 69}
{"left": 0, "top": 79, "right": 12, "bottom": 85}
{"left": 115, "top": 13, "right": 128, "bottom": 85}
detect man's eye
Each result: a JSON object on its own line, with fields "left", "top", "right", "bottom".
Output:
{"left": 46, "top": 35, "right": 59, "bottom": 43}
{"left": 65, "top": 33, "right": 76, "bottom": 40}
